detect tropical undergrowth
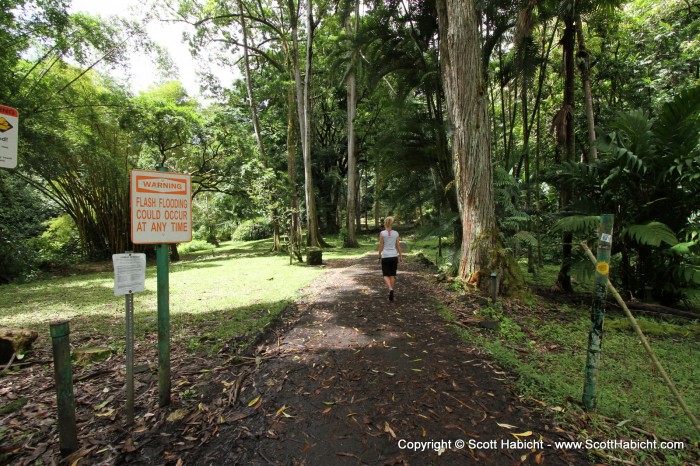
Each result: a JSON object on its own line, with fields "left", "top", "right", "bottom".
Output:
{"left": 439, "top": 275, "right": 700, "bottom": 465}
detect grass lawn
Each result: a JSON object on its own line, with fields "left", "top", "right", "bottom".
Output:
{"left": 0, "top": 234, "right": 378, "bottom": 354}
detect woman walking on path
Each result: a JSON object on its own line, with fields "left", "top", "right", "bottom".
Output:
{"left": 378, "top": 216, "right": 403, "bottom": 301}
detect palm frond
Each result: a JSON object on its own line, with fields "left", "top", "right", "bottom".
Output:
{"left": 513, "top": 230, "right": 538, "bottom": 247}
{"left": 414, "top": 211, "right": 460, "bottom": 240}
{"left": 670, "top": 264, "right": 700, "bottom": 286}
{"left": 551, "top": 215, "right": 600, "bottom": 234}
{"left": 621, "top": 221, "right": 678, "bottom": 247}
{"left": 670, "top": 240, "right": 700, "bottom": 255}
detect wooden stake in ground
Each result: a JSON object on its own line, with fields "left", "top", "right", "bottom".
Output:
{"left": 582, "top": 214, "right": 614, "bottom": 410}
{"left": 581, "top": 242, "right": 700, "bottom": 434}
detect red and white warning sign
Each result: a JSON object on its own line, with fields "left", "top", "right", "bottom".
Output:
{"left": 130, "top": 169, "right": 192, "bottom": 244}
{"left": 0, "top": 105, "right": 18, "bottom": 169}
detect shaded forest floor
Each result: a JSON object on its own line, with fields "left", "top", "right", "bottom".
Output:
{"left": 2, "top": 254, "right": 698, "bottom": 465}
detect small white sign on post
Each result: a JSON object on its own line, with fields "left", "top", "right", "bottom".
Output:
{"left": 0, "top": 105, "right": 19, "bottom": 169}
{"left": 112, "top": 253, "right": 146, "bottom": 296}
{"left": 130, "top": 169, "right": 192, "bottom": 244}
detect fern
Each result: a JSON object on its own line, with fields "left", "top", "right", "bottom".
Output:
{"left": 571, "top": 257, "right": 596, "bottom": 284}
{"left": 621, "top": 221, "right": 678, "bottom": 247}
{"left": 513, "top": 230, "right": 538, "bottom": 247}
{"left": 550, "top": 215, "right": 600, "bottom": 235}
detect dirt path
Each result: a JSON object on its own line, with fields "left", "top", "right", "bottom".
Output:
{"left": 183, "top": 255, "right": 589, "bottom": 465}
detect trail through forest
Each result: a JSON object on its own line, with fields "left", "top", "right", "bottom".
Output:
{"left": 177, "top": 255, "right": 589, "bottom": 465}
{"left": 2, "top": 255, "right": 593, "bottom": 465}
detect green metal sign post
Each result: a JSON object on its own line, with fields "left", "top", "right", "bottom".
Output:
{"left": 156, "top": 241, "right": 170, "bottom": 407}
{"left": 155, "top": 166, "right": 171, "bottom": 407}
{"left": 582, "top": 214, "right": 614, "bottom": 410}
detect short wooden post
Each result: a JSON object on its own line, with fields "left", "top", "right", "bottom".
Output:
{"left": 307, "top": 247, "right": 322, "bottom": 265}
{"left": 50, "top": 321, "right": 79, "bottom": 456}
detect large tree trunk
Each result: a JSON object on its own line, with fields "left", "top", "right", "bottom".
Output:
{"left": 436, "top": 0, "right": 496, "bottom": 286}
{"left": 239, "top": 0, "right": 282, "bottom": 253}
{"left": 291, "top": 0, "right": 325, "bottom": 248}
{"left": 521, "top": 51, "right": 534, "bottom": 273}
{"left": 374, "top": 164, "right": 380, "bottom": 229}
{"left": 576, "top": 14, "right": 597, "bottom": 162}
{"left": 344, "top": 5, "right": 359, "bottom": 248}
{"left": 556, "top": 14, "right": 576, "bottom": 293}
{"left": 287, "top": 82, "right": 303, "bottom": 262}
{"left": 239, "top": 0, "right": 265, "bottom": 162}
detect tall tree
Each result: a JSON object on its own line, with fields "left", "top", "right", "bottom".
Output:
{"left": 435, "top": 0, "right": 496, "bottom": 285}
{"left": 554, "top": 2, "right": 577, "bottom": 292}
{"left": 237, "top": 0, "right": 267, "bottom": 162}
{"left": 343, "top": 0, "right": 360, "bottom": 247}
{"left": 291, "top": 0, "right": 327, "bottom": 247}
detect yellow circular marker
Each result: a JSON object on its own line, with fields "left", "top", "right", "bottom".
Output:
{"left": 596, "top": 261, "right": 610, "bottom": 275}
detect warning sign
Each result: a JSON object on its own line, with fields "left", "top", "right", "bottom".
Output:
{"left": 130, "top": 169, "right": 192, "bottom": 244}
{"left": 0, "top": 105, "right": 18, "bottom": 169}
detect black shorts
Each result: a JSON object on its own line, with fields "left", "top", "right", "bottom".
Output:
{"left": 381, "top": 257, "right": 399, "bottom": 276}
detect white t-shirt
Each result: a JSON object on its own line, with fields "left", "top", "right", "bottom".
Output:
{"left": 381, "top": 229, "right": 399, "bottom": 258}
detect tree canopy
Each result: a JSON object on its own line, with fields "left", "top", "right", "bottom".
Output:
{"left": 1, "top": 0, "right": 698, "bottom": 306}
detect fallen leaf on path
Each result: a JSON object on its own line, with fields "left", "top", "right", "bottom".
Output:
{"left": 497, "top": 422, "right": 517, "bottom": 429}
{"left": 122, "top": 438, "right": 137, "bottom": 453}
{"left": 275, "top": 405, "right": 288, "bottom": 416}
{"left": 301, "top": 442, "right": 314, "bottom": 453}
{"left": 167, "top": 408, "right": 189, "bottom": 422}
{"left": 445, "top": 424, "right": 469, "bottom": 437}
{"left": 384, "top": 421, "right": 397, "bottom": 439}
{"left": 511, "top": 431, "right": 533, "bottom": 439}
{"left": 225, "top": 409, "right": 255, "bottom": 423}
{"left": 93, "top": 395, "right": 114, "bottom": 410}
{"left": 247, "top": 395, "right": 261, "bottom": 407}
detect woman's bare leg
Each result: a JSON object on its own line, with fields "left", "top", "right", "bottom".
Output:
{"left": 384, "top": 276, "right": 393, "bottom": 290}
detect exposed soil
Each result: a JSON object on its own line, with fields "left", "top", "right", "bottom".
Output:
{"left": 1, "top": 255, "right": 591, "bottom": 465}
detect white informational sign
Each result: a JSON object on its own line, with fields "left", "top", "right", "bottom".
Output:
{"left": 130, "top": 169, "right": 192, "bottom": 244}
{"left": 0, "top": 105, "right": 18, "bottom": 169}
{"left": 112, "top": 253, "right": 147, "bottom": 296}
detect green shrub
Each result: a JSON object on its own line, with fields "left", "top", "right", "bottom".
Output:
{"left": 178, "top": 240, "right": 216, "bottom": 255}
{"left": 29, "top": 215, "right": 82, "bottom": 266}
{"left": 231, "top": 218, "right": 273, "bottom": 241}
{"left": 0, "top": 240, "right": 40, "bottom": 283}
